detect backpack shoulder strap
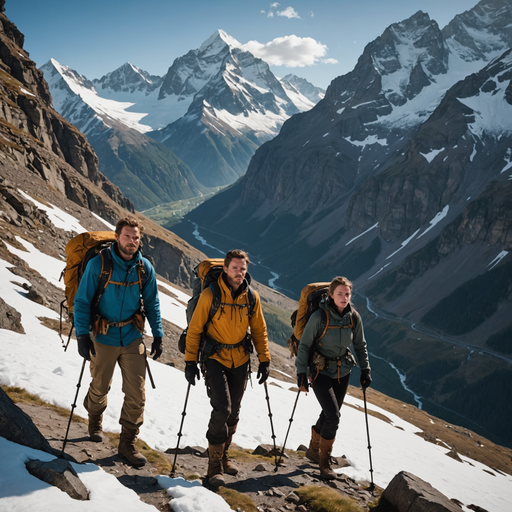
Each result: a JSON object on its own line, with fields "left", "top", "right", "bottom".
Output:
{"left": 247, "top": 285, "right": 256, "bottom": 318}
{"left": 208, "top": 281, "right": 222, "bottom": 324}
{"left": 91, "top": 249, "right": 113, "bottom": 310}
{"left": 351, "top": 307, "right": 359, "bottom": 330}
{"left": 315, "top": 309, "right": 329, "bottom": 343}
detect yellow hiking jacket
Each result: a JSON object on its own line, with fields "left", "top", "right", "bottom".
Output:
{"left": 185, "top": 274, "right": 270, "bottom": 368}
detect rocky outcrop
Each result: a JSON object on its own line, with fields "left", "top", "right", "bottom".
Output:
{"left": 0, "top": 9, "right": 133, "bottom": 214}
{"left": 0, "top": 296, "right": 23, "bottom": 333}
{"left": 0, "top": 387, "right": 58, "bottom": 456}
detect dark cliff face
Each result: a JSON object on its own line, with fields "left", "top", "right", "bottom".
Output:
{"left": 0, "top": 9, "right": 133, "bottom": 214}
{"left": 0, "top": 8, "right": 205, "bottom": 288}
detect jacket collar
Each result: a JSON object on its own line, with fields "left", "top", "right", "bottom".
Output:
{"left": 110, "top": 242, "right": 142, "bottom": 269}
{"left": 321, "top": 297, "right": 353, "bottom": 320}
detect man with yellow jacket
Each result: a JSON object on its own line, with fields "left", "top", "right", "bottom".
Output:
{"left": 184, "top": 249, "right": 271, "bottom": 486}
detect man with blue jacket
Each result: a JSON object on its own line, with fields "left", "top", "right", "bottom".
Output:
{"left": 74, "top": 216, "right": 164, "bottom": 467}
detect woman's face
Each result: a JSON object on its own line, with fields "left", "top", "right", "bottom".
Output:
{"left": 330, "top": 284, "right": 352, "bottom": 311}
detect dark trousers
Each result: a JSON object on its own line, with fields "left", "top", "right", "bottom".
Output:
{"left": 312, "top": 372, "right": 351, "bottom": 440}
{"left": 204, "top": 359, "right": 249, "bottom": 445}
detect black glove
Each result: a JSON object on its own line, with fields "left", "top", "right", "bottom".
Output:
{"left": 185, "top": 361, "right": 200, "bottom": 386}
{"left": 257, "top": 361, "right": 270, "bottom": 385}
{"left": 360, "top": 369, "right": 372, "bottom": 389}
{"left": 297, "top": 373, "right": 309, "bottom": 392}
{"left": 150, "top": 337, "right": 163, "bottom": 360}
{"left": 77, "top": 335, "right": 95, "bottom": 360}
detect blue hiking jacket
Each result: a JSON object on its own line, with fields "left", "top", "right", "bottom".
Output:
{"left": 74, "top": 244, "right": 164, "bottom": 346}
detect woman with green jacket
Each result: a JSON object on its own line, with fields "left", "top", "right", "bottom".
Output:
{"left": 296, "top": 276, "right": 372, "bottom": 480}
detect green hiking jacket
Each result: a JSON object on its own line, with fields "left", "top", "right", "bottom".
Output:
{"left": 295, "top": 300, "right": 370, "bottom": 380}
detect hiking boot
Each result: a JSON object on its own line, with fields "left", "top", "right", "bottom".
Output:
{"left": 305, "top": 425, "right": 320, "bottom": 464}
{"left": 319, "top": 436, "right": 337, "bottom": 480}
{"left": 222, "top": 425, "right": 239, "bottom": 475}
{"left": 207, "top": 443, "right": 225, "bottom": 486}
{"left": 118, "top": 427, "right": 147, "bottom": 467}
{"left": 88, "top": 414, "right": 103, "bottom": 443}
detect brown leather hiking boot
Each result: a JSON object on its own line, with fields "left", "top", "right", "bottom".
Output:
{"left": 305, "top": 425, "right": 320, "bottom": 464}
{"left": 118, "top": 427, "right": 147, "bottom": 467}
{"left": 88, "top": 414, "right": 103, "bottom": 442}
{"left": 222, "top": 425, "right": 239, "bottom": 475}
{"left": 319, "top": 436, "right": 337, "bottom": 480}
{"left": 207, "top": 443, "right": 225, "bottom": 486}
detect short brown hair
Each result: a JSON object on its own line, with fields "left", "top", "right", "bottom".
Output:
{"left": 115, "top": 216, "right": 144, "bottom": 236}
{"left": 328, "top": 276, "right": 353, "bottom": 296}
{"left": 224, "top": 249, "right": 250, "bottom": 268}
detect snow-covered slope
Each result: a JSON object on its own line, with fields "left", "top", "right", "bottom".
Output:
{"left": 1, "top": 200, "right": 512, "bottom": 512}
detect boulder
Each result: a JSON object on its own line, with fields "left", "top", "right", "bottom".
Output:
{"left": 26, "top": 458, "right": 89, "bottom": 500}
{"left": 381, "top": 471, "right": 462, "bottom": 512}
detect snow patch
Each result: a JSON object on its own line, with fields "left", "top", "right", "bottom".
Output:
{"left": 418, "top": 205, "right": 449, "bottom": 239}
{"left": 487, "top": 251, "right": 508, "bottom": 271}
{"left": 346, "top": 223, "right": 379, "bottom": 246}
{"left": 420, "top": 147, "right": 445, "bottom": 163}
{"left": 386, "top": 229, "right": 421, "bottom": 260}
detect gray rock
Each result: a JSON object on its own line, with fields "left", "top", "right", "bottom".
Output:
{"left": 26, "top": 458, "right": 89, "bottom": 500}
{"left": 0, "top": 297, "right": 24, "bottom": 333}
{"left": 254, "top": 463, "right": 268, "bottom": 472}
{"left": 382, "top": 471, "right": 462, "bottom": 512}
{"left": 285, "top": 491, "right": 300, "bottom": 504}
{"left": 0, "top": 388, "right": 56, "bottom": 455}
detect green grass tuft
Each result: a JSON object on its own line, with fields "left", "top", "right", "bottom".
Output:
{"left": 295, "top": 485, "right": 361, "bottom": 512}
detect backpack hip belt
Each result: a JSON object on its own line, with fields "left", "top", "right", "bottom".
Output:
{"left": 200, "top": 332, "right": 253, "bottom": 363}
{"left": 92, "top": 310, "right": 145, "bottom": 336}
{"left": 311, "top": 348, "right": 356, "bottom": 382}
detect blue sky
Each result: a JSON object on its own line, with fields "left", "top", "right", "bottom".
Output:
{"left": 8, "top": 0, "right": 480, "bottom": 89}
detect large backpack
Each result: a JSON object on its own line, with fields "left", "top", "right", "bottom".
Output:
{"left": 287, "top": 282, "right": 358, "bottom": 358}
{"left": 59, "top": 231, "right": 146, "bottom": 349}
{"left": 178, "top": 258, "right": 256, "bottom": 355}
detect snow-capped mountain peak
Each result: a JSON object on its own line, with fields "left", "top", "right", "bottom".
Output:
{"left": 199, "top": 29, "right": 242, "bottom": 53}
{"left": 92, "top": 62, "right": 163, "bottom": 96}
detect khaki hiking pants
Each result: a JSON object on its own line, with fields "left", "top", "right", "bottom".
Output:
{"left": 83, "top": 337, "right": 146, "bottom": 431}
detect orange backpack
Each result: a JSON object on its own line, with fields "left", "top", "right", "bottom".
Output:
{"left": 59, "top": 231, "right": 116, "bottom": 347}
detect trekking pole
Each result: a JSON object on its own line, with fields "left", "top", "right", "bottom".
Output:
{"left": 144, "top": 353, "right": 156, "bottom": 389}
{"left": 275, "top": 389, "right": 300, "bottom": 471}
{"left": 363, "top": 388, "right": 375, "bottom": 492}
{"left": 60, "top": 358, "right": 86, "bottom": 457}
{"left": 170, "top": 383, "right": 191, "bottom": 477}
{"left": 263, "top": 382, "right": 279, "bottom": 470}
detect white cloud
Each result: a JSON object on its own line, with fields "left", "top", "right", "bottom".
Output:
{"left": 322, "top": 58, "right": 339, "bottom": 64}
{"left": 268, "top": 11, "right": 274, "bottom": 17}
{"left": 270, "top": 2, "right": 280, "bottom": 7}
{"left": 310, "top": 11, "right": 314, "bottom": 17}
{"left": 278, "top": 6, "right": 301, "bottom": 19}
{"left": 242, "top": 35, "right": 328, "bottom": 67}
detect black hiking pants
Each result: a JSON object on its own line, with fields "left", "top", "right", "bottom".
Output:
{"left": 204, "top": 359, "right": 249, "bottom": 446}
{"left": 312, "top": 372, "right": 351, "bottom": 440}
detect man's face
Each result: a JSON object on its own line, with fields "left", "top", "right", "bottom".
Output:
{"left": 116, "top": 226, "right": 140, "bottom": 261}
{"left": 224, "top": 258, "right": 248, "bottom": 290}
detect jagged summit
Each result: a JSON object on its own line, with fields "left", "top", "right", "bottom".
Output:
{"left": 199, "top": 29, "right": 242, "bottom": 52}
{"left": 93, "top": 61, "right": 163, "bottom": 95}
